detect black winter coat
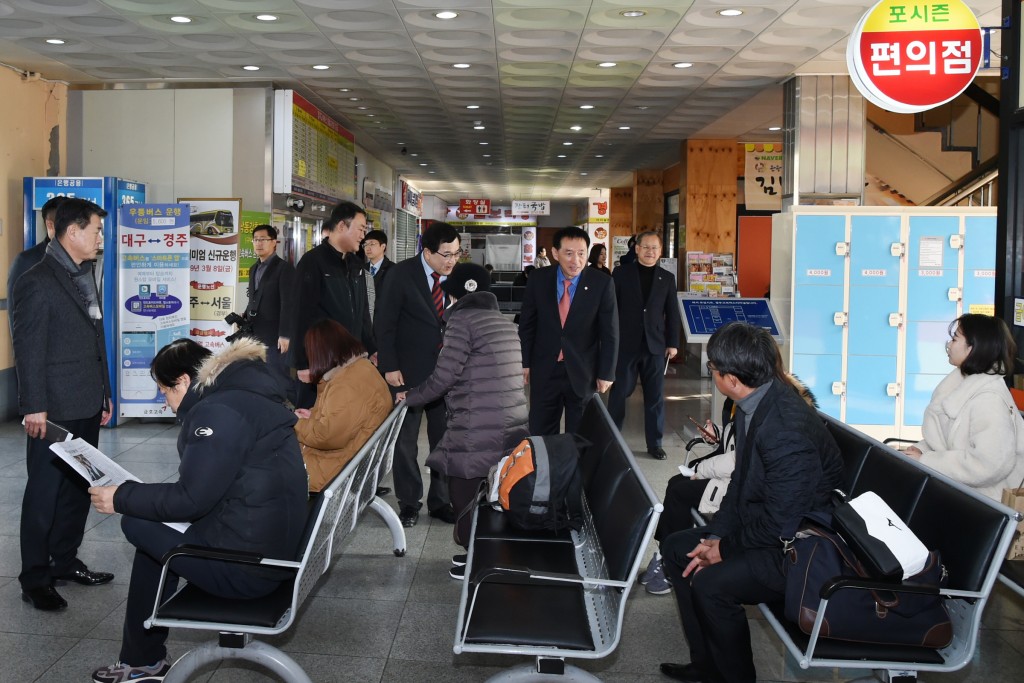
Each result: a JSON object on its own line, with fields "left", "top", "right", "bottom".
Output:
{"left": 114, "top": 339, "right": 308, "bottom": 574}
{"left": 406, "top": 291, "right": 529, "bottom": 479}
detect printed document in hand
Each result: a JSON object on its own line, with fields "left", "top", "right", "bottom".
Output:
{"left": 50, "top": 438, "right": 189, "bottom": 533}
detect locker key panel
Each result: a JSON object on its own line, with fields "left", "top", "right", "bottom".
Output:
{"left": 904, "top": 372, "right": 947, "bottom": 427}
{"left": 905, "top": 320, "right": 954, "bottom": 375}
{"left": 846, "top": 355, "right": 898, "bottom": 425}
{"left": 962, "top": 215, "right": 996, "bottom": 311}
{"left": 792, "top": 286, "right": 845, "bottom": 355}
{"left": 793, "top": 214, "right": 846, "bottom": 288}
{"left": 791, "top": 353, "right": 843, "bottom": 420}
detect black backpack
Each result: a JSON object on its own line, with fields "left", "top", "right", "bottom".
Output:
{"left": 495, "top": 434, "right": 584, "bottom": 531}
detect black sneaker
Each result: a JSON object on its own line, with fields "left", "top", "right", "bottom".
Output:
{"left": 452, "top": 554, "right": 467, "bottom": 567}
{"left": 449, "top": 564, "right": 466, "bottom": 580}
{"left": 92, "top": 660, "right": 170, "bottom": 683}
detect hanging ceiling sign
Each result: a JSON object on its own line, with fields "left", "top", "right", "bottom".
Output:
{"left": 511, "top": 200, "right": 550, "bottom": 215}
{"left": 847, "top": 0, "right": 982, "bottom": 114}
{"left": 459, "top": 198, "right": 491, "bottom": 215}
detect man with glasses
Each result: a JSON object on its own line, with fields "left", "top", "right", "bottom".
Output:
{"left": 293, "top": 201, "right": 375, "bottom": 409}
{"left": 658, "top": 322, "right": 843, "bottom": 683}
{"left": 236, "top": 224, "right": 297, "bottom": 402}
{"left": 607, "top": 231, "right": 681, "bottom": 459}
{"left": 374, "top": 221, "right": 461, "bottom": 527}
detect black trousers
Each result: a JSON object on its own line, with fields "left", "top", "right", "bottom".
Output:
{"left": 19, "top": 412, "right": 101, "bottom": 590}
{"left": 449, "top": 476, "right": 484, "bottom": 549}
{"left": 655, "top": 475, "right": 710, "bottom": 542}
{"left": 265, "top": 344, "right": 297, "bottom": 406}
{"left": 119, "top": 516, "right": 280, "bottom": 666}
{"left": 528, "top": 362, "right": 584, "bottom": 436}
{"left": 661, "top": 527, "right": 784, "bottom": 683}
{"left": 607, "top": 349, "right": 666, "bottom": 449}
{"left": 393, "top": 398, "right": 449, "bottom": 513}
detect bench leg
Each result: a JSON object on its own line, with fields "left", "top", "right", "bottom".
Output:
{"left": 370, "top": 496, "right": 407, "bottom": 557}
{"left": 483, "top": 662, "right": 603, "bottom": 682}
{"left": 163, "top": 641, "right": 314, "bottom": 683}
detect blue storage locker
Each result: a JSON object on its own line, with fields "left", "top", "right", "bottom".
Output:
{"left": 847, "top": 355, "right": 898, "bottom": 424}
{"left": 962, "top": 215, "right": 996, "bottom": 311}
{"left": 792, "top": 353, "right": 843, "bottom": 419}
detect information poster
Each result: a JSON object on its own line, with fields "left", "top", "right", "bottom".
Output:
{"left": 180, "top": 198, "right": 241, "bottom": 352}
{"left": 117, "top": 204, "right": 191, "bottom": 418}
{"left": 238, "top": 210, "right": 271, "bottom": 284}
{"left": 291, "top": 92, "right": 356, "bottom": 203}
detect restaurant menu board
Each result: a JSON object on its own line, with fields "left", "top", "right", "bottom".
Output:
{"left": 291, "top": 92, "right": 356, "bottom": 203}
{"left": 677, "top": 296, "right": 784, "bottom": 344}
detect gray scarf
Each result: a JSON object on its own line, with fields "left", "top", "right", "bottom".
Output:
{"left": 47, "top": 238, "right": 102, "bottom": 320}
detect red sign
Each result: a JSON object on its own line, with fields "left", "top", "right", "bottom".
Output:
{"left": 458, "top": 198, "right": 491, "bottom": 215}
{"left": 847, "top": 0, "right": 982, "bottom": 114}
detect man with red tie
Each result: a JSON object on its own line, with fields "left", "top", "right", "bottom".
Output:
{"left": 375, "top": 221, "right": 461, "bottom": 527}
{"left": 519, "top": 225, "right": 619, "bottom": 435}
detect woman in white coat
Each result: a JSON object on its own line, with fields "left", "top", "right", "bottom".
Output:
{"left": 906, "top": 314, "right": 1024, "bottom": 501}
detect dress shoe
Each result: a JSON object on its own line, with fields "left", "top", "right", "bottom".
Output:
{"left": 22, "top": 585, "right": 67, "bottom": 611}
{"left": 375, "top": 486, "right": 391, "bottom": 497}
{"left": 56, "top": 567, "right": 115, "bottom": 586}
{"left": 429, "top": 505, "right": 456, "bottom": 524}
{"left": 648, "top": 447, "right": 668, "bottom": 460}
{"left": 659, "top": 662, "right": 703, "bottom": 683}
{"left": 399, "top": 507, "right": 419, "bottom": 528}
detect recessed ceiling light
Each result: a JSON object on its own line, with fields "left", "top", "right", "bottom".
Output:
{"left": 435, "top": 11, "right": 459, "bottom": 20}
{"left": 581, "top": 172, "right": 588, "bottom": 176}
{"left": 366, "top": 114, "right": 375, "bottom": 117}
{"left": 45, "top": 38, "right": 65, "bottom": 45}
{"left": 673, "top": 62, "right": 693, "bottom": 69}
{"left": 480, "top": 142, "right": 489, "bottom": 145}
{"left": 339, "top": 88, "right": 350, "bottom": 92}
{"left": 410, "top": 153, "right": 418, "bottom": 156}
{"left": 570, "top": 125, "right": 582, "bottom": 131}
{"left": 768, "top": 126, "right": 781, "bottom": 131}
{"left": 618, "top": 126, "right": 631, "bottom": 130}
{"left": 429, "top": 171, "right": 436, "bottom": 174}
{"left": 718, "top": 9, "right": 744, "bottom": 17}
{"left": 170, "top": 16, "right": 192, "bottom": 24}
{"left": 466, "top": 105, "right": 479, "bottom": 109}
{"left": 620, "top": 10, "right": 647, "bottom": 18}
{"left": 419, "top": 163, "right": 428, "bottom": 166}
{"left": 474, "top": 125, "right": 486, "bottom": 130}
{"left": 453, "top": 63, "right": 471, "bottom": 69}
{"left": 357, "top": 106, "right": 368, "bottom": 110}
{"left": 579, "top": 104, "right": 594, "bottom": 110}
{"left": 598, "top": 62, "right": 616, "bottom": 68}
{"left": 636, "top": 106, "right": 649, "bottom": 110}
{"left": 255, "top": 14, "right": 277, "bottom": 22}
{"left": 312, "top": 65, "right": 329, "bottom": 70}
{"left": 242, "top": 65, "right": 260, "bottom": 71}
{"left": 595, "top": 154, "right": 604, "bottom": 158}
{"left": 482, "top": 154, "right": 491, "bottom": 157}
{"left": 557, "top": 154, "right": 567, "bottom": 158}
{"left": 349, "top": 97, "right": 360, "bottom": 101}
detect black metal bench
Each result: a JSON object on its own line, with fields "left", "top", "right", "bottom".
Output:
{"left": 452, "top": 396, "right": 662, "bottom": 683}
{"left": 758, "top": 412, "right": 1022, "bottom": 681}
{"left": 146, "top": 403, "right": 408, "bottom": 683}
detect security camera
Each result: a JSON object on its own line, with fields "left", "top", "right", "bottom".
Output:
{"left": 286, "top": 196, "right": 305, "bottom": 212}
{"left": 401, "top": 147, "right": 407, "bottom": 155}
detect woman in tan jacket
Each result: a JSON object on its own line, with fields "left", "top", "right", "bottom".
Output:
{"left": 294, "top": 320, "right": 392, "bottom": 492}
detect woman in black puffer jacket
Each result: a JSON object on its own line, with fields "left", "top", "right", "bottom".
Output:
{"left": 402, "top": 263, "right": 528, "bottom": 559}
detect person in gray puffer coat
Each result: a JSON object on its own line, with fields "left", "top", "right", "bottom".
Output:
{"left": 401, "top": 263, "right": 528, "bottom": 554}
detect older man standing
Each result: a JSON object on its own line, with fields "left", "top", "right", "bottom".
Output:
{"left": 12, "top": 198, "right": 114, "bottom": 611}
{"left": 607, "top": 230, "right": 681, "bottom": 459}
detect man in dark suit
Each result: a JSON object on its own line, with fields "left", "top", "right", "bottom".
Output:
{"left": 362, "top": 229, "right": 394, "bottom": 289}
{"left": 658, "top": 323, "right": 843, "bottom": 683}
{"left": 374, "top": 221, "right": 461, "bottom": 527}
{"left": 12, "top": 198, "right": 115, "bottom": 611}
{"left": 293, "top": 201, "right": 374, "bottom": 408}
{"left": 519, "top": 225, "right": 619, "bottom": 436}
{"left": 7, "top": 195, "right": 67, "bottom": 321}
{"left": 608, "top": 230, "right": 682, "bottom": 459}
{"left": 240, "top": 224, "right": 297, "bottom": 402}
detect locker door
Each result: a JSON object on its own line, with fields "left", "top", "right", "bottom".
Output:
{"left": 962, "top": 215, "right": 996, "bottom": 312}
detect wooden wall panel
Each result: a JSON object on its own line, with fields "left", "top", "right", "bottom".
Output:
{"left": 685, "top": 139, "right": 737, "bottom": 255}
{"left": 633, "top": 168, "right": 663, "bottom": 234}
{"left": 663, "top": 163, "right": 680, "bottom": 195}
{"left": 610, "top": 186, "right": 633, "bottom": 238}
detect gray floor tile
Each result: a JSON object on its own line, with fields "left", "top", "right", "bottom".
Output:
{"left": 0, "top": 631, "right": 79, "bottom": 682}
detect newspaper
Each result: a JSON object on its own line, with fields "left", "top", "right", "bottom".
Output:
{"left": 50, "top": 438, "right": 189, "bottom": 533}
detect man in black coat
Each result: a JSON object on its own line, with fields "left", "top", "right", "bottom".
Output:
{"left": 519, "top": 225, "right": 619, "bottom": 435}
{"left": 292, "top": 201, "right": 374, "bottom": 408}
{"left": 608, "top": 231, "right": 682, "bottom": 459}
{"left": 7, "top": 195, "right": 67, "bottom": 322}
{"left": 362, "top": 229, "right": 394, "bottom": 288}
{"left": 658, "top": 322, "right": 843, "bottom": 683}
{"left": 12, "top": 198, "right": 115, "bottom": 611}
{"left": 240, "top": 224, "right": 297, "bottom": 403}
{"left": 374, "top": 221, "right": 461, "bottom": 527}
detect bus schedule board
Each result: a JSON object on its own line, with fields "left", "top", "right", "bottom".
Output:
{"left": 677, "top": 296, "right": 784, "bottom": 344}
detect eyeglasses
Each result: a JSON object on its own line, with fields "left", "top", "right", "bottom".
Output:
{"left": 638, "top": 244, "right": 661, "bottom": 251}
{"left": 706, "top": 361, "right": 717, "bottom": 375}
{"left": 252, "top": 238, "right": 276, "bottom": 244}
{"left": 436, "top": 251, "right": 461, "bottom": 260}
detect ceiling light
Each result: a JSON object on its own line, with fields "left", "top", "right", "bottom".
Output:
{"left": 453, "top": 63, "right": 471, "bottom": 69}
{"left": 570, "top": 125, "right": 582, "bottom": 131}
{"left": 243, "top": 65, "right": 260, "bottom": 71}
{"left": 435, "top": 11, "right": 459, "bottom": 20}
{"left": 366, "top": 114, "right": 375, "bottom": 117}
{"left": 718, "top": 9, "right": 744, "bottom": 17}
{"left": 349, "top": 97, "right": 360, "bottom": 101}
{"left": 170, "top": 16, "right": 192, "bottom": 24}
{"left": 466, "top": 105, "right": 479, "bottom": 109}
{"left": 474, "top": 125, "right": 485, "bottom": 130}
{"left": 482, "top": 154, "right": 491, "bottom": 157}
{"left": 479, "top": 142, "right": 489, "bottom": 145}
{"left": 598, "top": 62, "right": 616, "bottom": 68}
{"left": 420, "top": 163, "right": 428, "bottom": 166}
{"left": 673, "top": 62, "right": 693, "bottom": 69}
{"left": 411, "top": 153, "right": 418, "bottom": 156}
{"left": 45, "top": 38, "right": 65, "bottom": 45}
{"left": 563, "top": 142, "right": 573, "bottom": 146}
{"left": 769, "top": 126, "right": 781, "bottom": 131}
{"left": 579, "top": 104, "right": 594, "bottom": 109}
{"left": 312, "top": 65, "right": 329, "bottom": 70}
{"left": 595, "top": 154, "right": 604, "bottom": 158}
{"left": 357, "top": 106, "right": 368, "bottom": 110}
{"left": 557, "top": 154, "right": 567, "bottom": 158}
{"left": 581, "top": 172, "right": 588, "bottom": 176}
{"left": 429, "top": 171, "right": 436, "bottom": 174}
{"left": 620, "top": 10, "right": 647, "bottom": 18}
{"left": 339, "top": 88, "right": 350, "bottom": 92}
{"left": 636, "top": 106, "right": 649, "bottom": 110}
{"left": 618, "top": 126, "right": 631, "bottom": 130}
{"left": 255, "top": 14, "right": 277, "bottom": 21}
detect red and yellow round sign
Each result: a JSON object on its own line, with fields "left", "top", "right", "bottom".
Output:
{"left": 847, "top": 0, "right": 982, "bottom": 114}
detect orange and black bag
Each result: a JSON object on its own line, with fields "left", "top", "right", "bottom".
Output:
{"left": 494, "top": 435, "right": 584, "bottom": 532}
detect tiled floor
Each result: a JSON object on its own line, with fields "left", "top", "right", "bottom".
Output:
{"left": 0, "top": 367, "right": 1022, "bottom": 682}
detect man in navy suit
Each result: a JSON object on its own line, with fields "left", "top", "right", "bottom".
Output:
{"left": 519, "top": 225, "right": 619, "bottom": 435}
{"left": 608, "top": 231, "right": 681, "bottom": 458}
{"left": 375, "top": 221, "right": 461, "bottom": 527}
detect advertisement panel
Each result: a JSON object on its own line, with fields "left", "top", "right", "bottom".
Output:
{"left": 180, "top": 198, "right": 241, "bottom": 352}
{"left": 117, "top": 204, "right": 191, "bottom": 418}
{"left": 743, "top": 143, "right": 783, "bottom": 211}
